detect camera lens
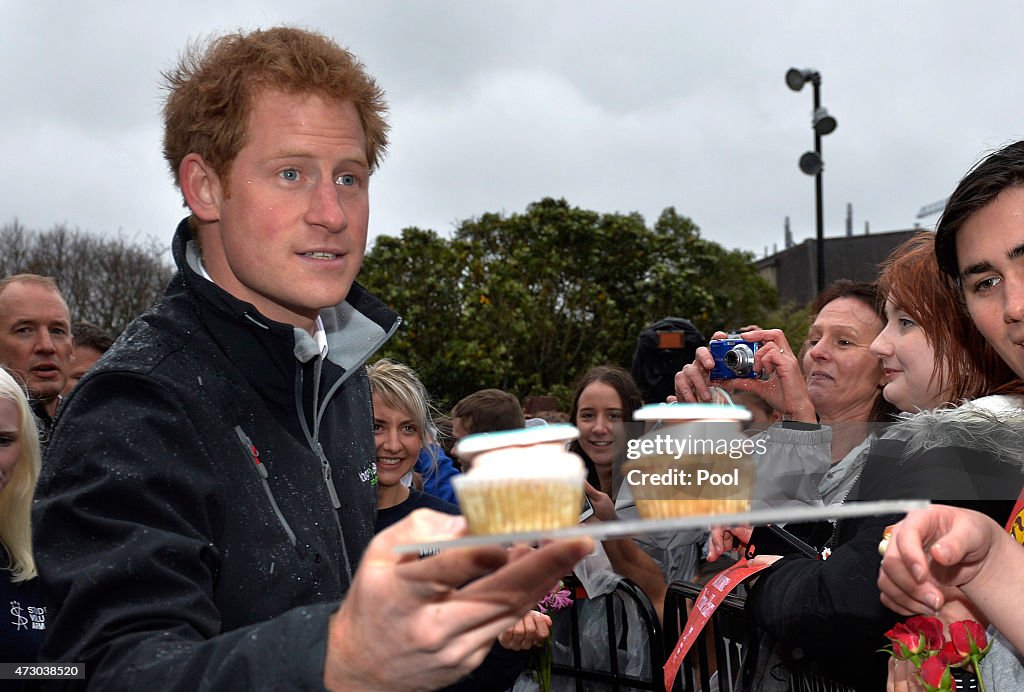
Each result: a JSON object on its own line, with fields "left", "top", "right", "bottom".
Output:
{"left": 724, "top": 344, "right": 753, "bottom": 375}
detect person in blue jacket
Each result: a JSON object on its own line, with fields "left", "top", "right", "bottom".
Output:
{"left": 415, "top": 444, "right": 461, "bottom": 505}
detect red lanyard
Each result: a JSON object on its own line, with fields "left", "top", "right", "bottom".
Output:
{"left": 663, "top": 558, "right": 771, "bottom": 691}
{"left": 1006, "top": 482, "right": 1024, "bottom": 544}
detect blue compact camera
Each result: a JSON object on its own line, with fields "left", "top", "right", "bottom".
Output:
{"left": 709, "top": 337, "right": 762, "bottom": 380}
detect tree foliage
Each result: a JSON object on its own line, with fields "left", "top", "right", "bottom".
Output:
{"left": 361, "top": 198, "right": 778, "bottom": 409}
{"left": 0, "top": 221, "right": 173, "bottom": 336}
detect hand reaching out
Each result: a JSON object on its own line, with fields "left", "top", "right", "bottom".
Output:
{"left": 324, "top": 509, "right": 593, "bottom": 691}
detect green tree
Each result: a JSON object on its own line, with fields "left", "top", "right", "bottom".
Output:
{"left": 361, "top": 198, "right": 779, "bottom": 409}
{"left": 356, "top": 226, "right": 464, "bottom": 400}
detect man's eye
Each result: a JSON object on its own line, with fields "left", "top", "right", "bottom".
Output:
{"left": 973, "top": 276, "right": 1001, "bottom": 293}
{"left": 336, "top": 174, "right": 356, "bottom": 186}
{"left": 280, "top": 169, "right": 300, "bottom": 182}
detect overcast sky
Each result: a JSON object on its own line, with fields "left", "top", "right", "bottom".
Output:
{"left": 3, "top": 1, "right": 1023, "bottom": 262}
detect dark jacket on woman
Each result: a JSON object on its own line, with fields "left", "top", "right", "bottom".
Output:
{"left": 31, "top": 219, "right": 400, "bottom": 690}
{"left": 744, "top": 399, "right": 1024, "bottom": 691}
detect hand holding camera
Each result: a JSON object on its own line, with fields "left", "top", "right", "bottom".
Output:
{"left": 673, "top": 330, "right": 758, "bottom": 404}
{"left": 674, "top": 328, "right": 815, "bottom": 423}
{"left": 709, "top": 336, "right": 763, "bottom": 380}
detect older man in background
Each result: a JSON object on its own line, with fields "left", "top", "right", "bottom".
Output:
{"left": 0, "top": 274, "right": 73, "bottom": 439}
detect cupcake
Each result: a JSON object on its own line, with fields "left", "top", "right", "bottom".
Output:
{"left": 452, "top": 425, "right": 586, "bottom": 535}
{"left": 624, "top": 403, "right": 755, "bottom": 519}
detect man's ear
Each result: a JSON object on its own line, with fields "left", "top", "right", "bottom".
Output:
{"left": 180, "top": 153, "right": 223, "bottom": 222}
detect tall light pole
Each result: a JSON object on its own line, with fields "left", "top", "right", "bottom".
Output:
{"left": 786, "top": 68, "right": 837, "bottom": 293}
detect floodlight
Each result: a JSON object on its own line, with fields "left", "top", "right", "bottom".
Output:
{"left": 786, "top": 68, "right": 817, "bottom": 92}
{"left": 813, "top": 107, "right": 837, "bottom": 136}
{"left": 799, "top": 151, "right": 822, "bottom": 176}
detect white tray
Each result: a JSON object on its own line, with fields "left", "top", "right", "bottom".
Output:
{"left": 393, "top": 499, "right": 928, "bottom": 554}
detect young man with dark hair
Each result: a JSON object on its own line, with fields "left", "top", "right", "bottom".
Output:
{"left": 450, "top": 388, "right": 526, "bottom": 469}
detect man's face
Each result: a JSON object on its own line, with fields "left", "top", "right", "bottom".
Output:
{"left": 199, "top": 90, "right": 370, "bottom": 329}
{"left": 62, "top": 344, "right": 104, "bottom": 396}
{"left": 0, "top": 281, "right": 73, "bottom": 405}
{"left": 958, "top": 185, "right": 1024, "bottom": 380}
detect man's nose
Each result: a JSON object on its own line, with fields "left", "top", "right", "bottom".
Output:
{"left": 1004, "top": 277, "right": 1024, "bottom": 323}
{"left": 306, "top": 178, "right": 347, "bottom": 232}
{"left": 35, "top": 330, "right": 58, "bottom": 354}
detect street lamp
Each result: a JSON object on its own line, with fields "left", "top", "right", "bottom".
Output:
{"left": 786, "top": 67, "right": 838, "bottom": 293}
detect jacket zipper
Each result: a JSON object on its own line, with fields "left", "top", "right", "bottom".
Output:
{"left": 316, "top": 441, "right": 342, "bottom": 509}
{"left": 235, "top": 426, "right": 298, "bottom": 548}
{"left": 295, "top": 354, "right": 354, "bottom": 582}
{"left": 822, "top": 452, "right": 870, "bottom": 559}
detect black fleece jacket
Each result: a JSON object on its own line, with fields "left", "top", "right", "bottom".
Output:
{"left": 31, "top": 219, "right": 400, "bottom": 690}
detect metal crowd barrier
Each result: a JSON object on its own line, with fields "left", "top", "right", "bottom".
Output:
{"left": 663, "top": 580, "right": 859, "bottom": 692}
{"left": 547, "top": 575, "right": 664, "bottom": 691}
{"left": 663, "top": 580, "right": 748, "bottom": 692}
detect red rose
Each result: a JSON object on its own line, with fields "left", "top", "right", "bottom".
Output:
{"left": 887, "top": 616, "right": 945, "bottom": 659}
{"left": 919, "top": 655, "right": 957, "bottom": 691}
{"left": 885, "top": 622, "right": 924, "bottom": 659}
{"left": 906, "top": 615, "right": 945, "bottom": 653}
{"left": 949, "top": 620, "right": 991, "bottom": 659}
{"left": 938, "top": 640, "right": 969, "bottom": 668}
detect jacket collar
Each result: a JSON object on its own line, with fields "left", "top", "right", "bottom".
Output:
{"left": 170, "top": 218, "right": 401, "bottom": 376}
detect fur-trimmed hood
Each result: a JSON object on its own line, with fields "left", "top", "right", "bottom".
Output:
{"left": 885, "top": 394, "right": 1024, "bottom": 467}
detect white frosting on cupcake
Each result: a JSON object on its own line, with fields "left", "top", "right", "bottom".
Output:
{"left": 452, "top": 440, "right": 587, "bottom": 534}
{"left": 465, "top": 442, "right": 584, "bottom": 479}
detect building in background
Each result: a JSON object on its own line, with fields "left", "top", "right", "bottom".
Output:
{"left": 756, "top": 228, "right": 921, "bottom": 305}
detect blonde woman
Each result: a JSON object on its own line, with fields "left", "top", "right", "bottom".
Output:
{"left": 0, "top": 368, "right": 44, "bottom": 660}
{"left": 366, "top": 358, "right": 551, "bottom": 690}
{"left": 366, "top": 358, "right": 458, "bottom": 529}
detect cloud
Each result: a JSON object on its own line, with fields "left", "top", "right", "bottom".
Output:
{"left": 4, "top": 1, "right": 1024, "bottom": 261}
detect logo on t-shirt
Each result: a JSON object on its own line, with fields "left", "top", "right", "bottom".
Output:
{"left": 9, "top": 600, "right": 45, "bottom": 631}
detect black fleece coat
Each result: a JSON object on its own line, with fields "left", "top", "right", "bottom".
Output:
{"left": 744, "top": 432, "right": 1024, "bottom": 691}
{"left": 31, "top": 220, "right": 400, "bottom": 690}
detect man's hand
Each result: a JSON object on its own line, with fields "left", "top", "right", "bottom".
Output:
{"left": 878, "top": 506, "right": 999, "bottom": 617}
{"left": 324, "top": 509, "right": 593, "bottom": 691}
